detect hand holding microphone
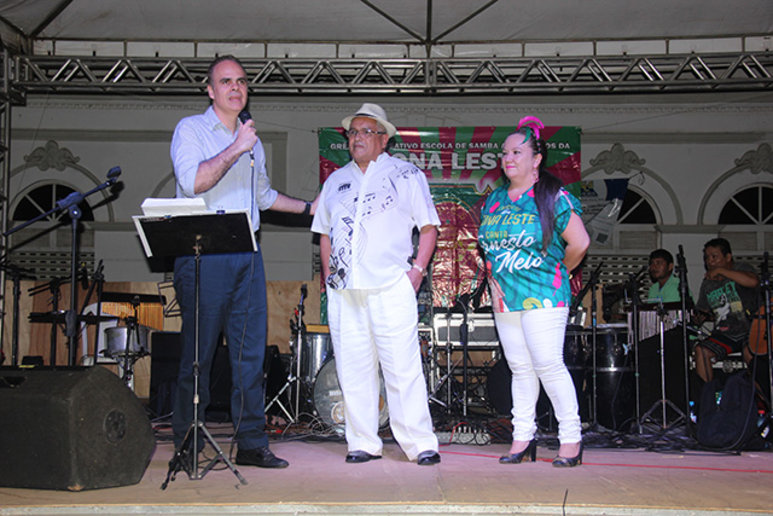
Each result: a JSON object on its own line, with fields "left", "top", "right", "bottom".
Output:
{"left": 237, "top": 109, "right": 258, "bottom": 163}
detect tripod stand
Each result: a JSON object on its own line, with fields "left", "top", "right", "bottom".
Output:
{"left": 134, "top": 209, "right": 254, "bottom": 488}
{"left": 427, "top": 280, "right": 489, "bottom": 416}
{"left": 570, "top": 262, "right": 604, "bottom": 429}
{"left": 265, "top": 284, "right": 308, "bottom": 422}
{"left": 163, "top": 237, "right": 246, "bottom": 488}
{"left": 640, "top": 300, "right": 687, "bottom": 429}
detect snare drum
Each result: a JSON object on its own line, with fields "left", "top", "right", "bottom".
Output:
{"left": 104, "top": 326, "right": 150, "bottom": 357}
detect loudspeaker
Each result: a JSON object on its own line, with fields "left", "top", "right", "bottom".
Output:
{"left": 0, "top": 366, "right": 155, "bottom": 491}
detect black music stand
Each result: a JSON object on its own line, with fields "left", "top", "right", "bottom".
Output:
{"left": 135, "top": 211, "right": 254, "bottom": 488}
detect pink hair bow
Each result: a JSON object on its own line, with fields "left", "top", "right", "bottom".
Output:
{"left": 517, "top": 116, "right": 545, "bottom": 141}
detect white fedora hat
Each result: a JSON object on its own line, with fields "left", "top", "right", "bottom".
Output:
{"left": 341, "top": 103, "right": 396, "bottom": 137}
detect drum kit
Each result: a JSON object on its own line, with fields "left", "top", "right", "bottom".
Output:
{"left": 264, "top": 285, "right": 389, "bottom": 432}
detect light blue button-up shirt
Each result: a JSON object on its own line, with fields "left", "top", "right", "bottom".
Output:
{"left": 171, "top": 106, "right": 278, "bottom": 230}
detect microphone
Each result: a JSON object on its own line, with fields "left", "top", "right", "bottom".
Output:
{"left": 301, "top": 283, "right": 308, "bottom": 301}
{"left": 238, "top": 109, "right": 254, "bottom": 161}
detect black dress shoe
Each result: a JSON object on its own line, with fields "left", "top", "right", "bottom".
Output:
{"left": 417, "top": 450, "right": 441, "bottom": 466}
{"left": 235, "top": 446, "right": 289, "bottom": 468}
{"left": 345, "top": 450, "right": 382, "bottom": 463}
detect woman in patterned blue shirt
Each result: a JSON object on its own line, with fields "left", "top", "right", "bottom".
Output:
{"left": 478, "top": 117, "right": 590, "bottom": 467}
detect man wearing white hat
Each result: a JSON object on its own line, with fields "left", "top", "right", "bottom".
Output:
{"left": 311, "top": 103, "right": 440, "bottom": 465}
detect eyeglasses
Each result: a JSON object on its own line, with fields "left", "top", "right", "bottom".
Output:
{"left": 346, "top": 128, "right": 387, "bottom": 138}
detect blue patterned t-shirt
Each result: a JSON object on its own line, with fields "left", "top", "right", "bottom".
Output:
{"left": 478, "top": 185, "right": 582, "bottom": 312}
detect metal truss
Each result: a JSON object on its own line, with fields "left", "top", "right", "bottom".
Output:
{"left": 5, "top": 51, "right": 773, "bottom": 97}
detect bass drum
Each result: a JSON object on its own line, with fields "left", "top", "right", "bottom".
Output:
{"left": 312, "top": 358, "right": 389, "bottom": 432}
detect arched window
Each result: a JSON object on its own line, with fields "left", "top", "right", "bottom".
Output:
{"left": 8, "top": 183, "right": 95, "bottom": 279}
{"left": 13, "top": 183, "right": 95, "bottom": 223}
{"left": 718, "top": 185, "right": 773, "bottom": 225}
{"left": 617, "top": 189, "right": 657, "bottom": 224}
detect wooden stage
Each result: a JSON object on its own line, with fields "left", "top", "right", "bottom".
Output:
{"left": 1, "top": 421, "right": 771, "bottom": 516}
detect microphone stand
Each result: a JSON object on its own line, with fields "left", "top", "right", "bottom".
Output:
{"left": 676, "top": 245, "right": 695, "bottom": 434}
{"left": 626, "top": 267, "right": 644, "bottom": 434}
{"left": 3, "top": 167, "right": 121, "bottom": 366}
{"left": 576, "top": 262, "right": 603, "bottom": 429}
{"left": 294, "top": 284, "right": 307, "bottom": 421}
{"left": 86, "top": 260, "right": 106, "bottom": 365}
{"left": 758, "top": 252, "right": 772, "bottom": 426}
{"left": 455, "top": 291, "right": 472, "bottom": 417}
{"left": 640, "top": 298, "right": 686, "bottom": 429}
{"left": 266, "top": 284, "right": 307, "bottom": 423}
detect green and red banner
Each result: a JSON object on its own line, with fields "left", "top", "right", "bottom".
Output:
{"left": 319, "top": 126, "right": 581, "bottom": 309}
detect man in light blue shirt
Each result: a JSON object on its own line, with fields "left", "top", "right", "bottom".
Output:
{"left": 170, "top": 55, "right": 316, "bottom": 469}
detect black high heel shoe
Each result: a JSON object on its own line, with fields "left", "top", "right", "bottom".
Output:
{"left": 499, "top": 439, "right": 537, "bottom": 464}
{"left": 551, "top": 442, "right": 583, "bottom": 468}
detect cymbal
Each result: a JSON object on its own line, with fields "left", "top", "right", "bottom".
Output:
{"left": 28, "top": 311, "right": 119, "bottom": 324}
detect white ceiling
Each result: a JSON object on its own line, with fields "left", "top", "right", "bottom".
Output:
{"left": 1, "top": 0, "right": 771, "bottom": 48}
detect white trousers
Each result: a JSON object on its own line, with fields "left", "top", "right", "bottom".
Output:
{"left": 494, "top": 307, "right": 582, "bottom": 444}
{"left": 327, "top": 275, "right": 438, "bottom": 460}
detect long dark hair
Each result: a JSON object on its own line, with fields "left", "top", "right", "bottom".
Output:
{"left": 513, "top": 118, "right": 562, "bottom": 251}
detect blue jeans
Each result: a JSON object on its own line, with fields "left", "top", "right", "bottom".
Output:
{"left": 172, "top": 248, "right": 269, "bottom": 450}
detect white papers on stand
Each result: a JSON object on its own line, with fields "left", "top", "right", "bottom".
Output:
{"left": 140, "top": 197, "right": 208, "bottom": 217}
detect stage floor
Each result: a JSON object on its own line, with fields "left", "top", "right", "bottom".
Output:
{"left": 1, "top": 421, "right": 772, "bottom": 516}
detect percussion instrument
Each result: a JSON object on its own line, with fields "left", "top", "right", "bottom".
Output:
{"left": 312, "top": 358, "right": 389, "bottom": 431}
{"left": 104, "top": 325, "right": 150, "bottom": 357}
{"left": 298, "top": 324, "right": 333, "bottom": 383}
{"left": 590, "top": 324, "right": 635, "bottom": 430}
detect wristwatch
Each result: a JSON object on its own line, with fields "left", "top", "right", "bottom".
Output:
{"left": 411, "top": 261, "right": 427, "bottom": 277}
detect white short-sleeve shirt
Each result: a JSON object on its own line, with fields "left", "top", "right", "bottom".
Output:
{"left": 312, "top": 153, "right": 440, "bottom": 290}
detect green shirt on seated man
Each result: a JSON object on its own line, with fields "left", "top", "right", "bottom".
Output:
{"left": 645, "top": 248, "right": 690, "bottom": 304}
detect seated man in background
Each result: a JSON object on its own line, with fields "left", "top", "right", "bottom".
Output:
{"left": 646, "top": 248, "right": 685, "bottom": 304}
{"left": 693, "top": 238, "right": 759, "bottom": 383}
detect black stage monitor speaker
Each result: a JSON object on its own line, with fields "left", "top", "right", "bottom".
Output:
{"left": 0, "top": 366, "right": 155, "bottom": 491}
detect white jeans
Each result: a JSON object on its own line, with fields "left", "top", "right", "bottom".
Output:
{"left": 494, "top": 307, "right": 581, "bottom": 444}
{"left": 327, "top": 275, "right": 438, "bottom": 460}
